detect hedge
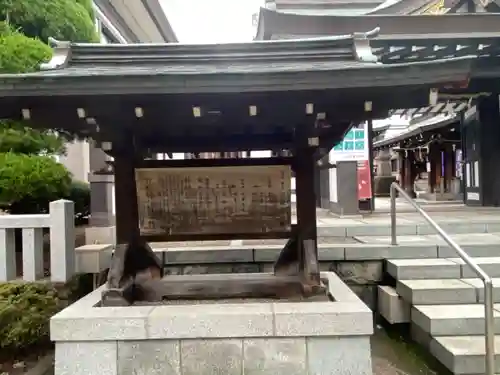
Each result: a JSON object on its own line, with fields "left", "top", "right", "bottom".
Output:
{"left": 0, "top": 0, "right": 98, "bottom": 43}
{"left": 0, "top": 22, "right": 52, "bottom": 74}
{"left": 0, "top": 283, "right": 61, "bottom": 351}
{"left": 0, "top": 152, "right": 72, "bottom": 214}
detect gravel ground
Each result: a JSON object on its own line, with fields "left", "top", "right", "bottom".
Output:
{"left": 371, "top": 324, "right": 447, "bottom": 375}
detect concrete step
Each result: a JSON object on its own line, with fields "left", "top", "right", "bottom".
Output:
{"left": 365, "top": 232, "right": 500, "bottom": 258}
{"left": 154, "top": 234, "right": 500, "bottom": 265}
{"left": 387, "top": 257, "right": 500, "bottom": 280}
{"left": 317, "top": 219, "right": 500, "bottom": 237}
{"left": 378, "top": 285, "right": 410, "bottom": 324}
{"left": 412, "top": 304, "right": 500, "bottom": 336}
{"left": 449, "top": 257, "right": 500, "bottom": 278}
{"left": 430, "top": 335, "right": 500, "bottom": 374}
{"left": 396, "top": 278, "right": 500, "bottom": 305}
{"left": 387, "top": 258, "right": 462, "bottom": 280}
{"left": 397, "top": 279, "right": 479, "bottom": 305}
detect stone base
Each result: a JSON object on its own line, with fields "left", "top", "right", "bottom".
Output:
{"left": 85, "top": 226, "right": 116, "bottom": 246}
{"left": 51, "top": 272, "right": 374, "bottom": 375}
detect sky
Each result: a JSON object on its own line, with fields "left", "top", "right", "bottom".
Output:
{"left": 160, "top": 0, "right": 265, "bottom": 44}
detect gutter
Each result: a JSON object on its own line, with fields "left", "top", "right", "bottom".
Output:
{"left": 140, "top": 0, "right": 178, "bottom": 42}
{"left": 93, "top": 3, "right": 128, "bottom": 44}
{"left": 94, "top": 0, "right": 142, "bottom": 43}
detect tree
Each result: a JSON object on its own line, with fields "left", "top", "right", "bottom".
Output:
{"left": 0, "top": 152, "right": 72, "bottom": 214}
{"left": 0, "top": 1, "right": 98, "bottom": 213}
{"left": 0, "top": 0, "right": 97, "bottom": 43}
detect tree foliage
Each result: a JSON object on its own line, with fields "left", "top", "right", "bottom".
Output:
{"left": 0, "top": 121, "right": 65, "bottom": 155}
{"left": 0, "top": 0, "right": 98, "bottom": 213}
{"left": 0, "top": 152, "right": 72, "bottom": 213}
{"left": 0, "top": 0, "right": 98, "bottom": 43}
{"left": 0, "top": 0, "right": 99, "bottom": 153}
{"left": 0, "top": 21, "right": 51, "bottom": 73}
{"left": 0, "top": 23, "right": 66, "bottom": 161}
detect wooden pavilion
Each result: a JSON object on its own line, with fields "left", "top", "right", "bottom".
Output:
{"left": 0, "top": 30, "right": 475, "bottom": 303}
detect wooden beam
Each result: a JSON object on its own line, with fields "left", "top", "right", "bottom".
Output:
{"left": 136, "top": 156, "right": 293, "bottom": 169}
{"left": 142, "top": 230, "right": 293, "bottom": 243}
{"left": 103, "top": 274, "right": 319, "bottom": 304}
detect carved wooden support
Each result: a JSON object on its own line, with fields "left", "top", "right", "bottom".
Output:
{"left": 103, "top": 240, "right": 163, "bottom": 306}
{"left": 273, "top": 235, "right": 299, "bottom": 276}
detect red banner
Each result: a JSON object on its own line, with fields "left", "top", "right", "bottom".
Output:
{"left": 357, "top": 160, "right": 372, "bottom": 200}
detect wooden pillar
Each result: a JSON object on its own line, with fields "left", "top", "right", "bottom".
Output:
{"left": 428, "top": 143, "right": 438, "bottom": 193}
{"left": 403, "top": 150, "right": 416, "bottom": 198}
{"left": 295, "top": 146, "right": 319, "bottom": 286}
{"left": 444, "top": 144, "right": 454, "bottom": 193}
{"left": 397, "top": 150, "right": 405, "bottom": 187}
{"left": 113, "top": 141, "right": 140, "bottom": 245}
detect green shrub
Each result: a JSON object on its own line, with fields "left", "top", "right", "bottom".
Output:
{"left": 0, "top": 282, "right": 61, "bottom": 351}
{"left": 66, "top": 180, "right": 91, "bottom": 224}
{"left": 0, "top": 22, "right": 52, "bottom": 74}
{"left": 0, "top": 0, "right": 99, "bottom": 43}
{"left": 75, "top": 0, "right": 95, "bottom": 18}
{"left": 0, "top": 152, "right": 72, "bottom": 214}
{"left": 0, "top": 121, "right": 64, "bottom": 154}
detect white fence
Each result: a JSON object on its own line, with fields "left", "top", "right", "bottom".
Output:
{"left": 0, "top": 200, "right": 75, "bottom": 283}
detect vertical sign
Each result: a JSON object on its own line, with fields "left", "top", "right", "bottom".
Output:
{"left": 357, "top": 160, "right": 372, "bottom": 200}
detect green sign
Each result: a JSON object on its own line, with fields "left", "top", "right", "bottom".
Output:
{"left": 331, "top": 127, "right": 368, "bottom": 161}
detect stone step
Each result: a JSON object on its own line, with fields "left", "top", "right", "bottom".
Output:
{"left": 387, "top": 257, "right": 500, "bottom": 280}
{"left": 387, "top": 258, "right": 462, "bottom": 280}
{"left": 378, "top": 285, "right": 410, "bottom": 324}
{"left": 430, "top": 335, "right": 500, "bottom": 374}
{"left": 397, "top": 279, "right": 479, "bottom": 305}
{"left": 317, "top": 220, "right": 500, "bottom": 237}
{"left": 412, "top": 304, "right": 500, "bottom": 336}
{"left": 396, "top": 278, "right": 500, "bottom": 305}
{"left": 365, "top": 232, "right": 500, "bottom": 258}
{"left": 151, "top": 237, "right": 500, "bottom": 266}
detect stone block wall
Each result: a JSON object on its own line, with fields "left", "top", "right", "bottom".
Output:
{"left": 57, "top": 336, "right": 372, "bottom": 375}
{"left": 51, "top": 272, "right": 374, "bottom": 375}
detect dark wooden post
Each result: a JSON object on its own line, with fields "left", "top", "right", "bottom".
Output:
{"left": 113, "top": 148, "right": 140, "bottom": 245}
{"left": 428, "top": 143, "right": 437, "bottom": 193}
{"left": 397, "top": 149, "right": 405, "bottom": 190}
{"left": 295, "top": 146, "right": 320, "bottom": 287}
{"left": 444, "top": 144, "right": 454, "bottom": 193}
{"left": 403, "top": 150, "right": 416, "bottom": 197}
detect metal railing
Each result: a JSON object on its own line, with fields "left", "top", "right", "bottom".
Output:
{"left": 390, "top": 182, "right": 495, "bottom": 375}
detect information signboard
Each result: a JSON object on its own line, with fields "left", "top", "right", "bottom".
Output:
{"left": 135, "top": 165, "right": 292, "bottom": 236}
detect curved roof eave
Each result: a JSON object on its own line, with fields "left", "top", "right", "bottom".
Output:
{"left": 140, "top": 0, "right": 178, "bottom": 43}
{"left": 95, "top": 0, "right": 177, "bottom": 43}
{"left": 368, "top": 0, "right": 436, "bottom": 14}
{"left": 254, "top": 7, "right": 500, "bottom": 40}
